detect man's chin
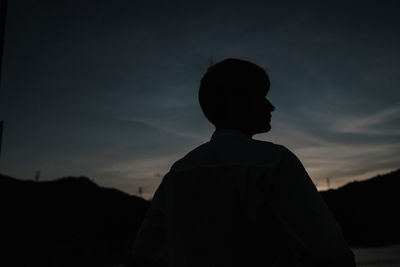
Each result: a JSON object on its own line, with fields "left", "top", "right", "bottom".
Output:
{"left": 254, "top": 123, "right": 271, "bottom": 134}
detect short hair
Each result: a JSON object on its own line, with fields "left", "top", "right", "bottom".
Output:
{"left": 198, "top": 58, "right": 270, "bottom": 127}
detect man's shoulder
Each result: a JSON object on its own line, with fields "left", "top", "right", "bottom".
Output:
{"left": 170, "top": 139, "right": 294, "bottom": 172}
{"left": 245, "top": 138, "right": 293, "bottom": 156}
{"left": 169, "top": 142, "right": 212, "bottom": 172}
{"left": 248, "top": 139, "right": 294, "bottom": 165}
{"left": 251, "top": 138, "right": 288, "bottom": 153}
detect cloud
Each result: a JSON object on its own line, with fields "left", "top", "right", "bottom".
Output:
{"left": 333, "top": 106, "right": 400, "bottom": 136}
{"left": 263, "top": 106, "right": 400, "bottom": 191}
{"left": 97, "top": 153, "right": 182, "bottom": 198}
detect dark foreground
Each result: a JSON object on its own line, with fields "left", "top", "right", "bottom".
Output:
{"left": 1, "top": 169, "right": 399, "bottom": 266}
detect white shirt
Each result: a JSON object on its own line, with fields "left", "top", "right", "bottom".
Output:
{"left": 132, "top": 129, "right": 355, "bottom": 267}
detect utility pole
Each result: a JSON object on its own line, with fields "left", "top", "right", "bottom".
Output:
{"left": 0, "top": 120, "right": 3, "bottom": 162}
{"left": 0, "top": 120, "right": 3, "bottom": 160}
{"left": 0, "top": 1, "right": 7, "bottom": 164}
{"left": 137, "top": 186, "right": 143, "bottom": 197}
{"left": 35, "top": 170, "right": 41, "bottom": 182}
{"left": 0, "top": 0, "right": 7, "bottom": 84}
{"left": 326, "top": 177, "right": 330, "bottom": 190}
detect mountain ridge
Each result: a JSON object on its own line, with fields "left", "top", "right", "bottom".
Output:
{"left": 320, "top": 169, "right": 400, "bottom": 247}
{"left": 0, "top": 173, "right": 150, "bottom": 267}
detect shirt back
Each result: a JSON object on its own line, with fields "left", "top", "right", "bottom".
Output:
{"left": 132, "top": 129, "right": 355, "bottom": 267}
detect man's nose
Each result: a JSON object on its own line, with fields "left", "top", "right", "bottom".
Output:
{"left": 266, "top": 99, "right": 275, "bottom": 112}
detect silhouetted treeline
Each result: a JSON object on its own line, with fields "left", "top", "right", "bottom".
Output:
{"left": 1, "top": 169, "right": 399, "bottom": 266}
{"left": 321, "top": 169, "right": 400, "bottom": 247}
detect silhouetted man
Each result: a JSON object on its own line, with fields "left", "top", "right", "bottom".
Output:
{"left": 132, "top": 59, "right": 355, "bottom": 267}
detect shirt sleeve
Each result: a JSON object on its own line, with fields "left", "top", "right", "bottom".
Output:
{"left": 271, "top": 146, "right": 355, "bottom": 267}
{"left": 132, "top": 178, "right": 167, "bottom": 267}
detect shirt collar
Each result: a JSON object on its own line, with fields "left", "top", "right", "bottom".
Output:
{"left": 211, "top": 128, "right": 251, "bottom": 141}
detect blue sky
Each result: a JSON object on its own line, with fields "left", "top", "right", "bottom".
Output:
{"left": 1, "top": 0, "right": 399, "bottom": 198}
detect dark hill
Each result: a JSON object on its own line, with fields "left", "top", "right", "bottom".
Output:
{"left": 321, "top": 169, "right": 400, "bottom": 247}
{"left": 0, "top": 174, "right": 150, "bottom": 267}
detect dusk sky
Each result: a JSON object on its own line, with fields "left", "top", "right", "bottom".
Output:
{"left": 1, "top": 0, "right": 399, "bottom": 198}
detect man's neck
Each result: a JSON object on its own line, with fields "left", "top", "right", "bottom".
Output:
{"left": 215, "top": 127, "right": 254, "bottom": 138}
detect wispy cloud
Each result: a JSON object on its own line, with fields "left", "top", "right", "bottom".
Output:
{"left": 333, "top": 106, "right": 400, "bottom": 136}
{"left": 263, "top": 107, "right": 400, "bottom": 191}
{"left": 98, "top": 153, "right": 181, "bottom": 199}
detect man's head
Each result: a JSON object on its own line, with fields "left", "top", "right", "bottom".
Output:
{"left": 198, "top": 58, "right": 275, "bottom": 137}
